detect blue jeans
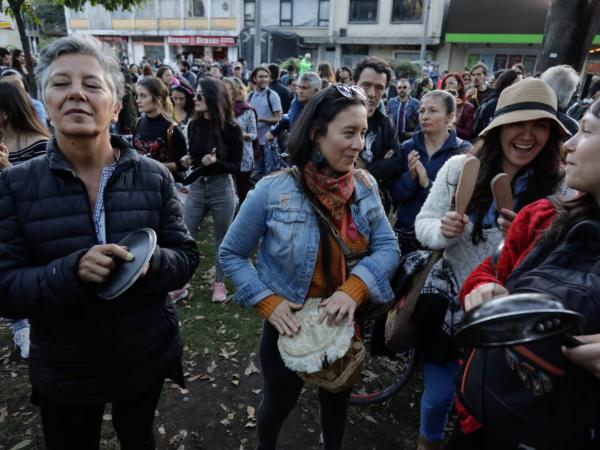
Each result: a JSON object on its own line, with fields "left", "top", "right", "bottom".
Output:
{"left": 183, "top": 175, "right": 236, "bottom": 282}
{"left": 420, "top": 359, "right": 460, "bottom": 441}
{"left": 255, "top": 144, "right": 281, "bottom": 179}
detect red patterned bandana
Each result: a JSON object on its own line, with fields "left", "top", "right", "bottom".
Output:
{"left": 304, "top": 161, "right": 355, "bottom": 228}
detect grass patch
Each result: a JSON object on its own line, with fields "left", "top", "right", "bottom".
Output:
{"left": 179, "top": 222, "right": 262, "bottom": 358}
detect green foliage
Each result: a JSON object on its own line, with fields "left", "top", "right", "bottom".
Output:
{"left": 58, "top": 0, "right": 146, "bottom": 12}
{"left": 394, "top": 59, "right": 421, "bottom": 81}
{"left": 278, "top": 56, "right": 300, "bottom": 72}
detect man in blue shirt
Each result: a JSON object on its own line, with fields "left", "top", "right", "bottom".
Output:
{"left": 265, "top": 71, "right": 321, "bottom": 144}
{"left": 388, "top": 78, "right": 420, "bottom": 143}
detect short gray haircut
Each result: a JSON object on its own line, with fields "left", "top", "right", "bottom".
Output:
{"left": 300, "top": 71, "right": 321, "bottom": 91}
{"left": 36, "top": 34, "right": 125, "bottom": 107}
{"left": 541, "top": 65, "right": 579, "bottom": 110}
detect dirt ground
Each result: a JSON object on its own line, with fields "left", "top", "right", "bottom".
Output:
{"left": 0, "top": 323, "right": 427, "bottom": 450}
{"left": 0, "top": 226, "right": 431, "bottom": 450}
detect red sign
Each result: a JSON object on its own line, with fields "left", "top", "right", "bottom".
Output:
{"left": 166, "top": 35, "right": 236, "bottom": 47}
{"left": 95, "top": 35, "right": 128, "bottom": 43}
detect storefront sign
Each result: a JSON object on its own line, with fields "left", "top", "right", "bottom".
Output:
{"left": 166, "top": 35, "right": 236, "bottom": 47}
{"left": 96, "top": 35, "right": 128, "bottom": 43}
{"left": 0, "top": 20, "right": 13, "bottom": 29}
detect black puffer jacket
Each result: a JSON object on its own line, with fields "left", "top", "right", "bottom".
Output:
{"left": 0, "top": 136, "right": 199, "bottom": 405}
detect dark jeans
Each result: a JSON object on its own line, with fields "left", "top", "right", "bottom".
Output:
{"left": 39, "top": 380, "right": 164, "bottom": 450}
{"left": 257, "top": 321, "right": 351, "bottom": 450}
{"left": 235, "top": 171, "right": 253, "bottom": 205}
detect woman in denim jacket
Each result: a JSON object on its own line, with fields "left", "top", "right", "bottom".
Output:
{"left": 219, "top": 84, "right": 400, "bottom": 450}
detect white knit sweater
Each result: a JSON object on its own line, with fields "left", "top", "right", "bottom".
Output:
{"left": 415, "top": 154, "right": 504, "bottom": 287}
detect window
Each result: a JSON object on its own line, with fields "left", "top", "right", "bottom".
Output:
{"left": 160, "top": 0, "right": 181, "bottom": 18}
{"left": 189, "top": 0, "right": 205, "bottom": 17}
{"left": 280, "top": 0, "right": 292, "bottom": 26}
{"left": 135, "top": 1, "right": 156, "bottom": 19}
{"left": 391, "top": 0, "right": 422, "bottom": 22}
{"left": 318, "top": 0, "right": 330, "bottom": 27}
{"left": 349, "top": 0, "right": 378, "bottom": 23}
{"left": 244, "top": 0, "right": 255, "bottom": 26}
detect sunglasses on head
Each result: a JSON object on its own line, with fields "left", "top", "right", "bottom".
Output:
{"left": 329, "top": 83, "right": 367, "bottom": 101}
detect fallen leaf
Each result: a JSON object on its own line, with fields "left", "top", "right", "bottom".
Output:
{"left": 252, "top": 389, "right": 262, "bottom": 395}
{"left": 220, "top": 418, "right": 231, "bottom": 426}
{"left": 103, "top": 414, "right": 112, "bottom": 421}
{"left": 9, "top": 440, "right": 32, "bottom": 450}
{"left": 362, "top": 413, "right": 378, "bottom": 424}
{"left": 207, "top": 360, "right": 217, "bottom": 374}
{"left": 231, "top": 379, "right": 240, "bottom": 386}
{"left": 0, "top": 407, "right": 7, "bottom": 424}
{"left": 244, "top": 421, "right": 256, "bottom": 429}
{"left": 158, "top": 425, "right": 166, "bottom": 435}
{"left": 169, "top": 429, "right": 188, "bottom": 445}
{"left": 246, "top": 406, "right": 255, "bottom": 419}
{"left": 244, "top": 362, "right": 260, "bottom": 376}
{"left": 186, "top": 375, "right": 201, "bottom": 382}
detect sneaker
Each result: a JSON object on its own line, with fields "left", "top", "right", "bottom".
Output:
{"left": 211, "top": 282, "right": 228, "bottom": 303}
{"left": 168, "top": 287, "right": 189, "bottom": 304}
{"left": 13, "top": 328, "right": 30, "bottom": 360}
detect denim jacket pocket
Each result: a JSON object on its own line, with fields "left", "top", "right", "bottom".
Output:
{"left": 268, "top": 208, "right": 309, "bottom": 246}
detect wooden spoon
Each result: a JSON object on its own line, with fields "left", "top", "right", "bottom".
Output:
{"left": 491, "top": 173, "right": 513, "bottom": 213}
{"left": 455, "top": 156, "right": 481, "bottom": 215}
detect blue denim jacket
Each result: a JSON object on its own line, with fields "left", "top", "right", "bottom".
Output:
{"left": 219, "top": 169, "right": 400, "bottom": 308}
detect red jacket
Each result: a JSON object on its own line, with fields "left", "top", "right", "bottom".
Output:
{"left": 456, "top": 198, "right": 558, "bottom": 433}
{"left": 459, "top": 198, "right": 558, "bottom": 307}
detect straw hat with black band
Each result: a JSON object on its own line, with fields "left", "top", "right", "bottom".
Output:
{"left": 478, "top": 78, "right": 571, "bottom": 138}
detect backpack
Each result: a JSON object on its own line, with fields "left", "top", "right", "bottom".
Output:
{"left": 458, "top": 219, "right": 600, "bottom": 450}
{"left": 249, "top": 88, "right": 275, "bottom": 115}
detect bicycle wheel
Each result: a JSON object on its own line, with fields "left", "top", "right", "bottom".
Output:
{"left": 350, "top": 319, "right": 417, "bottom": 405}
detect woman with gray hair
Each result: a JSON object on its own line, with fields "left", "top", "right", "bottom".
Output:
{"left": 0, "top": 35, "right": 199, "bottom": 449}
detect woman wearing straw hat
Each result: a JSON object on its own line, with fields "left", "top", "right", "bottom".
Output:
{"left": 412, "top": 78, "right": 570, "bottom": 450}
{"left": 219, "top": 84, "right": 400, "bottom": 450}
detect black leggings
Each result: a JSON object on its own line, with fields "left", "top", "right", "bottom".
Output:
{"left": 38, "top": 380, "right": 164, "bottom": 450}
{"left": 257, "top": 321, "right": 351, "bottom": 450}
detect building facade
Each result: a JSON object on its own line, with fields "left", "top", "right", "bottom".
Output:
{"left": 440, "top": 0, "right": 600, "bottom": 75}
{"left": 243, "top": 0, "right": 447, "bottom": 69}
{"left": 65, "top": 0, "right": 241, "bottom": 65}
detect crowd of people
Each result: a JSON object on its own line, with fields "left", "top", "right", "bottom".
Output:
{"left": 1, "top": 35, "right": 600, "bottom": 450}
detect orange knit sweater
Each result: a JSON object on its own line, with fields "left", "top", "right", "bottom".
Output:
{"left": 254, "top": 233, "right": 370, "bottom": 319}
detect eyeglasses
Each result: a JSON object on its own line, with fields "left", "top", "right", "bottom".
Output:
{"left": 330, "top": 83, "right": 367, "bottom": 101}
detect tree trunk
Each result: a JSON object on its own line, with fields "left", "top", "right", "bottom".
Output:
{"left": 8, "top": 0, "right": 37, "bottom": 97}
{"left": 536, "top": 0, "right": 600, "bottom": 73}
